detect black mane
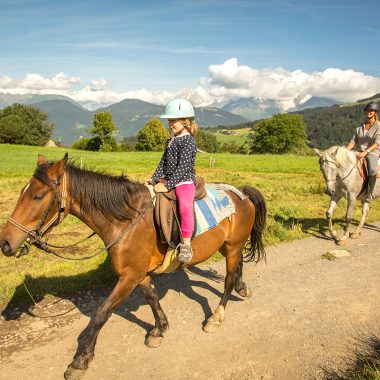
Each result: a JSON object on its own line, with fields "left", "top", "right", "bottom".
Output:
{"left": 34, "top": 161, "right": 145, "bottom": 222}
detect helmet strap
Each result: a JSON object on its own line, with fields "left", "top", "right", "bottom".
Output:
{"left": 174, "top": 127, "right": 185, "bottom": 136}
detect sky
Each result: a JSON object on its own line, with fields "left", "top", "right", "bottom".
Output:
{"left": 1, "top": 0, "right": 380, "bottom": 109}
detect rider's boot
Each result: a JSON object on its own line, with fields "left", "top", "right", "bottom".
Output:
{"left": 177, "top": 237, "right": 193, "bottom": 263}
{"left": 365, "top": 175, "right": 377, "bottom": 203}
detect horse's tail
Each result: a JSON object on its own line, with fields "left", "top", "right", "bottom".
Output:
{"left": 239, "top": 186, "right": 267, "bottom": 263}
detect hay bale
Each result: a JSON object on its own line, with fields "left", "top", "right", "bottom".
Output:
{"left": 44, "top": 139, "right": 57, "bottom": 147}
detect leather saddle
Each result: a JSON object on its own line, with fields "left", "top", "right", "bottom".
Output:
{"left": 154, "top": 176, "right": 207, "bottom": 248}
{"left": 357, "top": 159, "right": 380, "bottom": 180}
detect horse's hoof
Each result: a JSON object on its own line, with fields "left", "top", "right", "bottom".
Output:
{"left": 349, "top": 232, "right": 361, "bottom": 239}
{"left": 336, "top": 239, "right": 347, "bottom": 247}
{"left": 203, "top": 305, "right": 225, "bottom": 333}
{"left": 64, "top": 365, "right": 86, "bottom": 380}
{"left": 145, "top": 334, "right": 163, "bottom": 348}
{"left": 236, "top": 287, "right": 252, "bottom": 298}
{"left": 203, "top": 320, "right": 220, "bottom": 333}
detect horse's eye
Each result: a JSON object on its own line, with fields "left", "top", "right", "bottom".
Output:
{"left": 32, "top": 194, "right": 44, "bottom": 201}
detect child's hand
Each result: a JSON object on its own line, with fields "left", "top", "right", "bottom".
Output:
{"left": 154, "top": 183, "right": 168, "bottom": 193}
{"left": 144, "top": 179, "right": 153, "bottom": 186}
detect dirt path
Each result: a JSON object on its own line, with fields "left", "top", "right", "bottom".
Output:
{"left": 1, "top": 223, "right": 380, "bottom": 380}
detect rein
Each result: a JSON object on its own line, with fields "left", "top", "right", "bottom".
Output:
{"left": 322, "top": 156, "right": 359, "bottom": 185}
{"left": 34, "top": 199, "right": 154, "bottom": 260}
{"left": 7, "top": 170, "right": 155, "bottom": 260}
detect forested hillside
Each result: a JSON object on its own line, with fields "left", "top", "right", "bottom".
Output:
{"left": 211, "top": 93, "right": 380, "bottom": 150}
{"left": 293, "top": 93, "right": 379, "bottom": 149}
{"left": 294, "top": 104, "right": 363, "bottom": 149}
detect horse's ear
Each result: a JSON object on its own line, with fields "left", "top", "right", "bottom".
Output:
{"left": 49, "top": 154, "right": 68, "bottom": 178}
{"left": 314, "top": 149, "right": 322, "bottom": 157}
{"left": 37, "top": 154, "right": 48, "bottom": 165}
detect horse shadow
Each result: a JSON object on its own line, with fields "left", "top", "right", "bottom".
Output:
{"left": 1, "top": 257, "right": 241, "bottom": 334}
{"left": 273, "top": 214, "right": 379, "bottom": 241}
{"left": 273, "top": 214, "right": 343, "bottom": 240}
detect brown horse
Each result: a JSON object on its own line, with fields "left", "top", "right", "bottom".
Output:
{"left": 0, "top": 154, "right": 266, "bottom": 380}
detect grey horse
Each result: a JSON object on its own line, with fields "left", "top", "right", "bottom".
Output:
{"left": 315, "top": 146, "right": 379, "bottom": 245}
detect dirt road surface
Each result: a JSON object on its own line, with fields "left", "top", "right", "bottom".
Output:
{"left": 1, "top": 223, "right": 379, "bottom": 380}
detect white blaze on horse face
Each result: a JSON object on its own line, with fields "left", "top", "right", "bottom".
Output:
{"left": 21, "top": 182, "right": 31, "bottom": 196}
{"left": 320, "top": 158, "right": 337, "bottom": 195}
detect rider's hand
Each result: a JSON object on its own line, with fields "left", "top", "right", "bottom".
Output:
{"left": 154, "top": 183, "right": 168, "bottom": 193}
{"left": 356, "top": 151, "right": 367, "bottom": 160}
{"left": 144, "top": 178, "right": 153, "bottom": 186}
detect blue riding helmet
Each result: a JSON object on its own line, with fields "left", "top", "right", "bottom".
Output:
{"left": 161, "top": 98, "right": 195, "bottom": 119}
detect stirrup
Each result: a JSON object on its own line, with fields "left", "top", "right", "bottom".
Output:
{"left": 176, "top": 243, "right": 193, "bottom": 263}
{"left": 365, "top": 193, "right": 374, "bottom": 203}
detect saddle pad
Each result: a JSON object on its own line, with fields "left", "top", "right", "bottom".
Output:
{"left": 194, "top": 184, "right": 236, "bottom": 236}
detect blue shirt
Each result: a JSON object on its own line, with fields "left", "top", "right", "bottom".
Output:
{"left": 152, "top": 133, "right": 197, "bottom": 191}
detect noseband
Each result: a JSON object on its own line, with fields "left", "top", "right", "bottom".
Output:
{"left": 320, "top": 155, "right": 358, "bottom": 184}
{"left": 7, "top": 173, "right": 67, "bottom": 242}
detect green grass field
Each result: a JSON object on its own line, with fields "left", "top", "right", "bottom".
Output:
{"left": 1, "top": 143, "right": 380, "bottom": 305}
{"left": 214, "top": 127, "right": 251, "bottom": 145}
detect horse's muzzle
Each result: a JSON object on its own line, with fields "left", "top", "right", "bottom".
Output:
{"left": 325, "top": 189, "right": 334, "bottom": 196}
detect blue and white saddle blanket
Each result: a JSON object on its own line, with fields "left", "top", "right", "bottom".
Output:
{"left": 194, "top": 184, "right": 244, "bottom": 236}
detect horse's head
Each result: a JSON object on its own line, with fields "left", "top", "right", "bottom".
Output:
{"left": 315, "top": 147, "right": 340, "bottom": 196}
{"left": 314, "top": 146, "right": 357, "bottom": 196}
{"left": 0, "top": 153, "right": 68, "bottom": 257}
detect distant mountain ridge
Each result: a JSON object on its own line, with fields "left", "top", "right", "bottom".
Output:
{"left": 0, "top": 94, "right": 249, "bottom": 144}
{"left": 219, "top": 96, "right": 341, "bottom": 120}
{"left": 0, "top": 92, "right": 378, "bottom": 147}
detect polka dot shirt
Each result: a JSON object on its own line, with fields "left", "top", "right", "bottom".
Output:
{"left": 152, "top": 133, "right": 197, "bottom": 191}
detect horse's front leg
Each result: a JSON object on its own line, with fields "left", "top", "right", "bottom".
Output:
{"left": 203, "top": 251, "right": 241, "bottom": 333}
{"left": 64, "top": 275, "right": 138, "bottom": 380}
{"left": 350, "top": 201, "right": 370, "bottom": 239}
{"left": 337, "top": 193, "right": 356, "bottom": 246}
{"left": 139, "top": 275, "right": 169, "bottom": 348}
{"left": 326, "top": 194, "right": 341, "bottom": 242}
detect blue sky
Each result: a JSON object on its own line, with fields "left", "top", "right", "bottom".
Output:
{"left": 1, "top": 0, "right": 380, "bottom": 108}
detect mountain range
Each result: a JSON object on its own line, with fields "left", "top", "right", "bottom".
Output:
{"left": 0, "top": 92, "right": 344, "bottom": 145}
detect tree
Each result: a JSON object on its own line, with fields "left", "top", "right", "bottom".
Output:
{"left": 120, "top": 136, "right": 137, "bottom": 151}
{"left": 195, "top": 129, "right": 219, "bottom": 153}
{"left": 135, "top": 118, "right": 169, "bottom": 151}
{"left": 0, "top": 103, "right": 54, "bottom": 145}
{"left": 249, "top": 114, "right": 308, "bottom": 154}
{"left": 89, "top": 111, "right": 118, "bottom": 151}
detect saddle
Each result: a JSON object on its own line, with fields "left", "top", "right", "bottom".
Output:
{"left": 154, "top": 177, "right": 207, "bottom": 248}
{"left": 357, "top": 158, "right": 380, "bottom": 180}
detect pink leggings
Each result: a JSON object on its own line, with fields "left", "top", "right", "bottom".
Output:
{"left": 175, "top": 183, "right": 195, "bottom": 238}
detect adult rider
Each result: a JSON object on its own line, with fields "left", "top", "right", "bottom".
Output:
{"left": 346, "top": 102, "right": 380, "bottom": 203}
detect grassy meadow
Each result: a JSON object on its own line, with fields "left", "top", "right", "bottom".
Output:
{"left": 1, "top": 143, "right": 380, "bottom": 305}
{"left": 214, "top": 127, "right": 251, "bottom": 145}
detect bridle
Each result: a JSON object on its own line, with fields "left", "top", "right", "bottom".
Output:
{"left": 7, "top": 172, "right": 68, "bottom": 246}
{"left": 320, "top": 155, "right": 358, "bottom": 185}
{"left": 6, "top": 170, "right": 155, "bottom": 259}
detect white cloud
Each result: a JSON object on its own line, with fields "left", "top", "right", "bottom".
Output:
{"left": 0, "top": 60, "right": 379, "bottom": 110}
{"left": 18, "top": 72, "right": 80, "bottom": 90}
{"left": 0, "top": 75, "right": 14, "bottom": 88}
{"left": 206, "top": 58, "right": 380, "bottom": 104}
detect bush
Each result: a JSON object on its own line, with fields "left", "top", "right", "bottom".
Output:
{"left": 72, "top": 137, "right": 101, "bottom": 151}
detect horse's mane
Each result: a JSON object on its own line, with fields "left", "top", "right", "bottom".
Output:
{"left": 325, "top": 145, "right": 357, "bottom": 167}
{"left": 34, "top": 160, "right": 145, "bottom": 222}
